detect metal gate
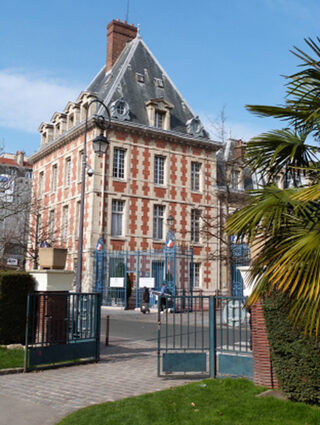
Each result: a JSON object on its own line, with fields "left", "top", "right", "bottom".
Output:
{"left": 158, "top": 295, "right": 252, "bottom": 379}
{"left": 94, "top": 244, "right": 194, "bottom": 309}
{"left": 231, "top": 243, "right": 250, "bottom": 296}
{"left": 24, "top": 292, "right": 101, "bottom": 371}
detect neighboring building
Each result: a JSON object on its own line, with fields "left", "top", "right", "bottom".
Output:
{"left": 0, "top": 151, "right": 33, "bottom": 269}
{"left": 27, "top": 19, "right": 242, "bottom": 294}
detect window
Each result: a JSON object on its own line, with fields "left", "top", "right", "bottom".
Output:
{"left": 113, "top": 148, "right": 125, "bottom": 179}
{"left": 192, "top": 263, "right": 201, "bottom": 288}
{"left": 37, "top": 214, "right": 42, "bottom": 243}
{"left": 231, "top": 170, "right": 240, "bottom": 189}
{"left": 154, "top": 110, "right": 165, "bottom": 129}
{"left": 25, "top": 170, "right": 32, "bottom": 179}
{"left": 75, "top": 201, "right": 81, "bottom": 237}
{"left": 78, "top": 151, "right": 84, "bottom": 181}
{"left": 111, "top": 200, "right": 124, "bottom": 236}
{"left": 136, "top": 73, "right": 144, "bottom": 83}
{"left": 52, "top": 164, "right": 58, "bottom": 191}
{"left": 38, "top": 171, "right": 44, "bottom": 196}
{"left": 191, "top": 209, "right": 200, "bottom": 243}
{"left": 49, "top": 210, "right": 55, "bottom": 241}
{"left": 154, "top": 156, "right": 165, "bottom": 185}
{"left": 65, "top": 157, "right": 71, "bottom": 186}
{"left": 153, "top": 205, "right": 164, "bottom": 240}
{"left": 62, "top": 206, "right": 68, "bottom": 242}
{"left": 191, "top": 162, "right": 201, "bottom": 191}
{"left": 154, "top": 78, "right": 164, "bottom": 88}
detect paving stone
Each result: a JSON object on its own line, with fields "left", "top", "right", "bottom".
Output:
{"left": 0, "top": 337, "right": 200, "bottom": 425}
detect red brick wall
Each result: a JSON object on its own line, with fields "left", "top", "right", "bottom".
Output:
{"left": 251, "top": 299, "right": 278, "bottom": 388}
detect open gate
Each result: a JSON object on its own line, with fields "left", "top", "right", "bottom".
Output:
{"left": 157, "top": 295, "right": 252, "bottom": 379}
{"left": 24, "top": 292, "right": 101, "bottom": 371}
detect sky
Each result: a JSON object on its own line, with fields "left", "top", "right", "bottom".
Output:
{"left": 1, "top": 0, "right": 319, "bottom": 157}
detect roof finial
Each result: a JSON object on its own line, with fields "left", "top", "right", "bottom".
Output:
{"left": 137, "top": 23, "right": 141, "bottom": 38}
{"left": 125, "top": 0, "right": 130, "bottom": 22}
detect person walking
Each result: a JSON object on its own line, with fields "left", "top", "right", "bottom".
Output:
{"left": 159, "top": 282, "right": 168, "bottom": 313}
{"left": 141, "top": 287, "right": 150, "bottom": 314}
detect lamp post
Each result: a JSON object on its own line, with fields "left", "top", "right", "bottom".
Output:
{"left": 76, "top": 98, "right": 110, "bottom": 292}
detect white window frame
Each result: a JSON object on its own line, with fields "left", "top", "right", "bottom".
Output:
{"left": 153, "top": 205, "right": 165, "bottom": 240}
{"left": 192, "top": 263, "right": 201, "bottom": 288}
{"left": 65, "top": 157, "right": 71, "bottom": 186}
{"left": 62, "top": 205, "right": 69, "bottom": 242}
{"left": 154, "top": 156, "right": 165, "bottom": 186}
{"left": 38, "top": 171, "right": 44, "bottom": 197}
{"left": 52, "top": 164, "right": 58, "bottom": 192}
{"left": 49, "top": 210, "right": 55, "bottom": 241}
{"left": 113, "top": 148, "right": 125, "bottom": 179}
{"left": 78, "top": 150, "right": 84, "bottom": 181}
{"left": 111, "top": 200, "right": 125, "bottom": 237}
{"left": 154, "top": 110, "right": 165, "bottom": 129}
{"left": 231, "top": 169, "right": 240, "bottom": 190}
{"left": 191, "top": 162, "right": 201, "bottom": 191}
{"left": 191, "top": 209, "right": 200, "bottom": 243}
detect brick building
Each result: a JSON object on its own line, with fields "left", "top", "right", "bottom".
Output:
{"left": 27, "top": 19, "right": 246, "bottom": 293}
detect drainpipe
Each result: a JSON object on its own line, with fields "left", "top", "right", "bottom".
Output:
{"left": 100, "top": 154, "right": 106, "bottom": 238}
{"left": 217, "top": 199, "right": 221, "bottom": 292}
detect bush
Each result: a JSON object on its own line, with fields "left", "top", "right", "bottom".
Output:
{"left": 0, "top": 272, "right": 35, "bottom": 345}
{"left": 263, "top": 292, "right": 320, "bottom": 404}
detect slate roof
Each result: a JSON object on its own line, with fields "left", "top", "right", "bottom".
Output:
{"left": 87, "top": 35, "right": 203, "bottom": 136}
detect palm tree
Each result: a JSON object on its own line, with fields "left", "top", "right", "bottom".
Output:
{"left": 227, "top": 38, "right": 320, "bottom": 335}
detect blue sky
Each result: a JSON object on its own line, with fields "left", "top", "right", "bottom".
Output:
{"left": 1, "top": 0, "right": 319, "bottom": 156}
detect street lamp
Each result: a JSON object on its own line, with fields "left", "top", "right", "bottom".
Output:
{"left": 165, "top": 215, "right": 175, "bottom": 249}
{"left": 76, "top": 99, "right": 111, "bottom": 292}
{"left": 167, "top": 215, "right": 174, "bottom": 229}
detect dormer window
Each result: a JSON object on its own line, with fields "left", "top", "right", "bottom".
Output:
{"left": 154, "top": 78, "right": 164, "bottom": 88}
{"left": 155, "top": 110, "right": 165, "bottom": 129}
{"left": 136, "top": 73, "right": 144, "bottom": 83}
{"left": 110, "top": 98, "right": 130, "bottom": 121}
{"left": 145, "top": 98, "right": 173, "bottom": 131}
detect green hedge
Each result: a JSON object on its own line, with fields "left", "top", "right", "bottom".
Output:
{"left": 0, "top": 272, "right": 35, "bottom": 345}
{"left": 263, "top": 292, "right": 320, "bottom": 404}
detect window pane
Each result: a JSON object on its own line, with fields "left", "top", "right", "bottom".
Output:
{"left": 191, "top": 209, "right": 200, "bottom": 242}
{"left": 153, "top": 205, "right": 164, "bottom": 240}
{"left": 113, "top": 149, "right": 125, "bottom": 179}
{"left": 191, "top": 162, "right": 201, "bottom": 191}
{"left": 154, "top": 156, "right": 165, "bottom": 185}
{"left": 111, "top": 200, "right": 124, "bottom": 236}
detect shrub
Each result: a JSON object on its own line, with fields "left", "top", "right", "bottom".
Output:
{"left": 0, "top": 272, "right": 35, "bottom": 344}
{"left": 263, "top": 292, "right": 320, "bottom": 404}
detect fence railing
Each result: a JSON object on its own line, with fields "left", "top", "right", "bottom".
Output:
{"left": 24, "top": 292, "right": 101, "bottom": 371}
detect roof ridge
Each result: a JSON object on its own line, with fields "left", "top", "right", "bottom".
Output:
{"left": 139, "top": 38, "right": 198, "bottom": 121}
{"left": 97, "top": 37, "right": 140, "bottom": 114}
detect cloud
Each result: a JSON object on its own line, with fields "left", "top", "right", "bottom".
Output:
{"left": 0, "top": 69, "right": 82, "bottom": 133}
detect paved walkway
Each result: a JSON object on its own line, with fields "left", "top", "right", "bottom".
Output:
{"left": 0, "top": 337, "right": 197, "bottom": 425}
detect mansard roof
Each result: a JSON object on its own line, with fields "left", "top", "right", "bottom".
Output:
{"left": 87, "top": 35, "right": 205, "bottom": 137}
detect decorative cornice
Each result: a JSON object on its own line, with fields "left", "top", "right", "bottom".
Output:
{"left": 29, "top": 117, "right": 222, "bottom": 163}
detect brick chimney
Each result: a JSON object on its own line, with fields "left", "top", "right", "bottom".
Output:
{"left": 106, "top": 19, "right": 137, "bottom": 72}
{"left": 15, "top": 150, "right": 25, "bottom": 166}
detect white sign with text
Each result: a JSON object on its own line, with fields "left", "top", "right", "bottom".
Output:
{"left": 139, "top": 277, "right": 155, "bottom": 288}
{"left": 110, "top": 277, "right": 125, "bottom": 288}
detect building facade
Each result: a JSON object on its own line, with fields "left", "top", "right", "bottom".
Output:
{"left": 27, "top": 19, "right": 244, "bottom": 294}
{"left": 0, "top": 151, "right": 33, "bottom": 269}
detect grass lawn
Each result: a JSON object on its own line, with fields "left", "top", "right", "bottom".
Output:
{"left": 0, "top": 347, "right": 24, "bottom": 369}
{"left": 56, "top": 378, "right": 320, "bottom": 425}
